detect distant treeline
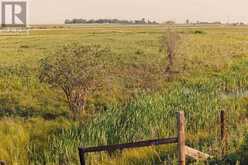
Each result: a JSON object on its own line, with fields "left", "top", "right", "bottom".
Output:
{"left": 64, "top": 18, "right": 159, "bottom": 24}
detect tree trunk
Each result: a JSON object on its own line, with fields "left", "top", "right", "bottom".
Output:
{"left": 67, "top": 90, "right": 86, "bottom": 120}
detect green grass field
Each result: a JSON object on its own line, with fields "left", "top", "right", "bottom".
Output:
{"left": 1, "top": 25, "right": 248, "bottom": 164}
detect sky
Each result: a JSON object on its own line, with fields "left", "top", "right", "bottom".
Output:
{"left": 30, "top": 0, "right": 248, "bottom": 24}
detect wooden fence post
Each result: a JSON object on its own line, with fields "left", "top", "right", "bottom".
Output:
{"left": 178, "top": 111, "right": 186, "bottom": 165}
{"left": 79, "top": 148, "right": 86, "bottom": 165}
{"left": 0, "top": 160, "right": 6, "bottom": 165}
{"left": 220, "top": 110, "right": 227, "bottom": 158}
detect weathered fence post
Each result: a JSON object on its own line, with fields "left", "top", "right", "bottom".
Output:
{"left": 220, "top": 110, "right": 227, "bottom": 158}
{"left": 178, "top": 111, "right": 186, "bottom": 165}
{"left": 0, "top": 160, "right": 6, "bottom": 165}
{"left": 79, "top": 148, "right": 86, "bottom": 165}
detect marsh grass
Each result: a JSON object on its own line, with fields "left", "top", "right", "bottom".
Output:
{"left": 25, "top": 59, "right": 248, "bottom": 164}
{"left": 0, "top": 26, "right": 248, "bottom": 164}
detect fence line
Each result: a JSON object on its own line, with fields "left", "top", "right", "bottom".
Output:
{"left": 78, "top": 111, "right": 215, "bottom": 165}
{"left": 0, "top": 111, "right": 227, "bottom": 165}
{"left": 80, "top": 137, "right": 177, "bottom": 154}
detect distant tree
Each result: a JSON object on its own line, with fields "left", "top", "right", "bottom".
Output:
{"left": 64, "top": 19, "right": 72, "bottom": 24}
{"left": 186, "top": 19, "right": 190, "bottom": 24}
{"left": 141, "top": 18, "right": 146, "bottom": 23}
{"left": 164, "top": 20, "right": 176, "bottom": 25}
{"left": 239, "top": 22, "right": 245, "bottom": 26}
{"left": 135, "top": 18, "right": 146, "bottom": 24}
{"left": 152, "top": 21, "right": 158, "bottom": 24}
{"left": 212, "top": 21, "right": 222, "bottom": 24}
{"left": 64, "top": 18, "right": 158, "bottom": 25}
{"left": 39, "top": 43, "right": 110, "bottom": 119}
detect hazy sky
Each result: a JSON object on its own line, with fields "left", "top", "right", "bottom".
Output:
{"left": 31, "top": 0, "right": 248, "bottom": 24}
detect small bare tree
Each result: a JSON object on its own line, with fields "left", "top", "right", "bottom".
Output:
{"left": 160, "top": 30, "right": 181, "bottom": 78}
{"left": 39, "top": 43, "right": 110, "bottom": 119}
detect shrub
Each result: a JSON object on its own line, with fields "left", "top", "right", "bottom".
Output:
{"left": 39, "top": 43, "right": 111, "bottom": 119}
{"left": 160, "top": 30, "right": 181, "bottom": 78}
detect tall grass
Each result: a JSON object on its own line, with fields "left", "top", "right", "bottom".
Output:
{"left": 23, "top": 59, "right": 248, "bottom": 164}
{"left": 1, "top": 26, "right": 248, "bottom": 164}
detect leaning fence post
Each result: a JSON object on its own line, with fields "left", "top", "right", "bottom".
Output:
{"left": 79, "top": 148, "right": 86, "bottom": 165}
{"left": 178, "top": 111, "right": 186, "bottom": 165}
